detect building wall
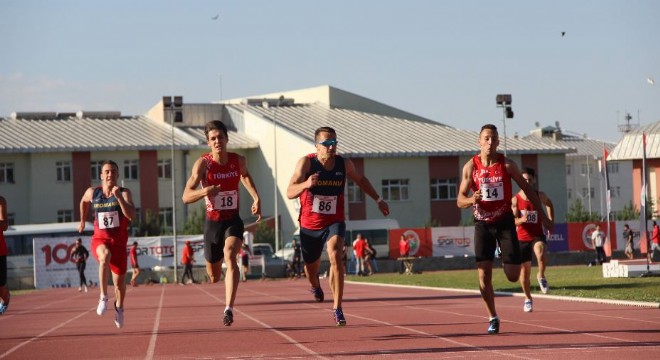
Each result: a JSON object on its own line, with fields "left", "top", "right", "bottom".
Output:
{"left": 0, "top": 153, "right": 30, "bottom": 224}
{"left": 428, "top": 156, "right": 461, "bottom": 226}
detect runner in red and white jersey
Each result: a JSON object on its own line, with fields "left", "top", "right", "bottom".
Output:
{"left": 512, "top": 167, "right": 555, "bottom": 312}
{"left": 182, "top": 120, "right": 261, "bottom": 327}
{"left": 287, "top": 126, "right": 389, "bottom": 326}
{"left": 457, "top": 124, "right": 553, "bottom": 335}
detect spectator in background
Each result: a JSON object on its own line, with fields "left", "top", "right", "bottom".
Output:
{"left": 398, "top": 235, "right": 410, "bottom": 274}
{"left": 353, "top": 234, "right": 366, "bottom": 276}
{"left": 363, "top": 238, "right": 376, "bottom": 276}
{"left": 239, "top": 243, "right": 250, "bottom": 282}
{"left": 129, "top": 242, "right": 141, "bottom": 287}
{"left": 591, "top": 225, "right": 605, "bottom": 266}
{"left": 180, "top": 240, "right": 196, "bottom": 284}
{"left": 649, "top": 221, "right": 660, "bottom": 262}
{"left": 623, "top": 224, "right": 634, "bottom": 260}
{"left": 70, "top": 238, "right": 90, "bottom": 292}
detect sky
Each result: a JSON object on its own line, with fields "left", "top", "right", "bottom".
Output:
{"left": 1, "top": 0, "right": 658, "bottom": 143}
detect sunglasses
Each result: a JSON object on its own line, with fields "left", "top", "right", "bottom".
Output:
{"left": 318, "top": 139, "right": 338, "bottom": 147}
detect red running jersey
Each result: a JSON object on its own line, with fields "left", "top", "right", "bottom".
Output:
{"left": 201, "top": 152, "right": 241, "bottom": 222}
{"left": 470, "top": 153, "right": 512, "bottom": 223}
{"left": 515, "top": 193, "right": 544, "bottom": 241}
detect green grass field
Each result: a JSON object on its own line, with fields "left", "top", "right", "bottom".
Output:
{"left": 348, "top": 265, "right": 660, "bottom": 303}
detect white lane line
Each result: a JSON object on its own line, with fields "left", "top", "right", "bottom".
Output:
{"left": 144, "top": 286, "right": 166, "bottom": 360}
{"left": 0, "top": 307, "right": 93, "bottom": 359}
{"left": 195, "top": 285, "right": 329, "bottom": 360}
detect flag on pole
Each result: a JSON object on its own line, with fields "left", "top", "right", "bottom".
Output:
{"left": 640, "top": 132, "right": 649, "bottom": 255}
{"left": 603, "top": 145, "right": 612, "bottom": 258}
{"left": 603, "top": 146, "right": 611, "bottom": 217}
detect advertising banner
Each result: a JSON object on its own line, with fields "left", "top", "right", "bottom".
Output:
{"left": 126, "top": 235, "right": 205, "bottom": 269}
{"left": 546, "top": 223, "right": 569, "bottom": 252}
{"left": 567, "top": 222, "right": 617, "bottom": 254}
{"left": 388, "top": 228, "right": 432, "bottom": 259}
{"left": 430, "top": 226, "right": 475, "bottom": 257}
{"left": 33, "top": 237, "right": 99, "bottom": 289}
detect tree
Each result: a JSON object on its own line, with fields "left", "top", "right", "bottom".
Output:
{"left": 254, "top": 221, "right": 275, "bottom": 248}
{"left": 565, "top": 199, "right": 601, "bottom": 223}
{"left": 131, "top": 209, "right": 164, "bottom": 236}
{"left": 615, "top": 201, "right": 638, "bottom": 221}
{"left": 180, "top": 205, "right": 205, "bottom": 235}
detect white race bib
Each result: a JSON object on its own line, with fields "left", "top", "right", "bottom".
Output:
{"left": 522, "top": 210, "right": 538, "bottom": 223}
{"left": 97, "top": 211, "right": 119, "bottom": 229}
{"left": 480, "top": 182, "right": 504, "bottom": 201}
{"left": 213, "top": 190, "right": 238, "bottom": 210}
{"left": 312, "top": 195, "right": 338, "bottom": 214}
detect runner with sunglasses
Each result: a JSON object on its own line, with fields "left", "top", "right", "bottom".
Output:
{"left": 287, "top": 126, "right": 390, "bottom": 326}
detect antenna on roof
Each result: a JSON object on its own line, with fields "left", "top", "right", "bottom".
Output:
{"left": 617, "top": 111, "right": 639, "bottom": 133}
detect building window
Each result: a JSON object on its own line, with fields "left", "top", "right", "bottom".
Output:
{"left": 124, "top": 160, "right": 139, "bottom": 180}
{"left": 580, "top": 164, "right": 594, "bottom": 175}
{"left": 566, "top": 164, "right": 571, "bottom": 175}
{"left": 430, "top": 178, "right": 457, "bottom": 200}
{"left": 610, "top": 186, "right": 621, "bottom": 198}
{"left": 382, "top": 179, "right": 409, "bottom": 201}
{"left": 57, "top": 209, "right": 73, "bottom": 222}
{"left": 158, "top": 159, "right": 172, "bottom": 179}
{"left": 6, "top": 213, "right": 15, "bottom": 226}
{"left": 0, "top": 163, "right": 15, "bottom": 184}
{"left": 582, "top": 187, "right": 595, "bottom": 198}
{"left": 90, "top": 160, "right": 106, "bottom": 180}
{"left": 159, "top": 207, "right": 173, "bottom": 229}
{"left": 567, "top": 188, "right": 572, "bottom": 199}
{"left": 56, "top": 161, "right": 71, "bottom": 182}
{"left": 347, "top": 180, "right": 364, "bottom": 203}
{"left": 606, "top": 162, "right": 619, "bottom": 174}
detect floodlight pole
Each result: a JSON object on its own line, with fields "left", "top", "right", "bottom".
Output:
{"left": 271, "top": 96, "right": 284, "bottom": 253}
{"left": 163, "top": 96, "right": 180, "bottom": 283}
{"left": 496, "top": 94, "right": 513, "bottom": 157}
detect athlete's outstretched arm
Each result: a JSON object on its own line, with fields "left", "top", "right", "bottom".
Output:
{"left": 345, "top": 158, "right": 389, "bottom": 216}
{"left": 507, "top": 159, "right": 554, "bottom": 232}
{"left": 77, "top": 187, "right": 93, "bottom": 233}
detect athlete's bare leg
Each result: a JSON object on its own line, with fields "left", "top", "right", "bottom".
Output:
{"left": 206, "top": 261, "right": 222, "bottom": 283}
{"left": 96, "top": 245, "right": 111, "bottom": 299}
{"left": 113, "top": 272, "right": 126, "bottom": 308}
{"left": 223, "top": 236, "right": 241, "bottom": 308}
{"left": 477, "top": 261, "right": 497, "bottom": 318}
{"left": 326, "top": 235, "right": 345, "bottom": 309}
{"left": 519, "top": 261, "right": 533, "bottom": 301}
{"left": 502, "top": 262, "right": 521, "bottom": 282}
{"left": 534, "top": 242, "right": 548, "bottom": 280}
{"left": 304, "top": 260, "right": 321, "bottom": 288}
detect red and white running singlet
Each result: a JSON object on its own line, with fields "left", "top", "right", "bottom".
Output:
{"left": 515, "top": 193, "right": 544, "bottom": 241}
{"left": 299, "top": 154, "right": 346, "bottom": 230}
{"left": 470, "top": 153, "right": 512, "bottom": 223}
{"left": 201, "top": 152, "right": 241, "bottom": 222}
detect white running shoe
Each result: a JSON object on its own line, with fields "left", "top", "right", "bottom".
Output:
{"left": 538, "top": 278, "right": 549, "bottom": 294}
{"left": 524, "top": 300, "right": 533, "bottom": 312}
{"left": 114, "top": 302, "right": 124, "bottom": 329}
{"left": 84, "top": 286, "right": 88, "bottom": 293}
{"left": 97, "top": 296, "right": 108, "bottom": 316}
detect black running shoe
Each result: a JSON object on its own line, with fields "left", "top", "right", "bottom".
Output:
{"left": 310, "top": 287, "right": 324, "bottom": 302}
{"left": 223, "top": 309, "right": 234, "bottom": 326}
{"left": 332, "top": 308, "right": 347, "bottom": 326}
{"left": 487, "top": 317, "right": 500, "bottom": 334}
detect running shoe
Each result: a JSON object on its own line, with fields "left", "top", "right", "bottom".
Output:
{"left": 0, "top": 302, "right": 7, "bottom": 315}
{"left": 310, "top": 286, "right": 324, "bottom": 302}
{"left": 523, "top": 300, "right": 533, "bottom": 313}
{"left": 538, "top": 278, "right": 549, "bottom": 294}
{"left": 223, "top": 309, "right": 234, "bottom": 326}
{"left": 487, "top": 317, "right": 500, "bottom": 334}
{"left": 114, "top": 302, "right": 124, "bottom": 329}
{"left": 494, "top": 246, "right": 502, "bottom": 259}
{"left": 97, "top": 296, "right": 108, "bottom": 316}
{"left": 332, "top": 308, "right": 347, "bottom": 326}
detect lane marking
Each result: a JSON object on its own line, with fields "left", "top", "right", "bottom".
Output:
{"left": 195, "top": 285, "right": 329, "bottom": 359}
{"left": 144, "top": 286, "right": 166, "bottom": 360}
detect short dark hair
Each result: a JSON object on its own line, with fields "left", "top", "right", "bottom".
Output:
{"left": 102, "top": 160, "right": 119, "bottom": 171}
{"left": 314, "top": 126, "right": 336, "bottom": 141}
{"left": 204, "top": 120, "right": 228, "bottom": 140}
{"left": 480, "top": 124, "right": 498, "bottom": 135}
{"left": 522, "top": 167, "right": 536, "bottom": 178}
{"left": 133, "top": 241, "right": 138, "bottom": 246}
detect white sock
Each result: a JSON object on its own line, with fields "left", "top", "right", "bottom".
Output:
{"left": 225, "top": 306, "right": 232, "bottom": 312}
{"left": 489, "top": 316, "right": 499, "bottom": 321}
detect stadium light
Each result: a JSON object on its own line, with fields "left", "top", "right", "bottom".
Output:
{"left": 163, "top": 95, "right": 182, "bottom": 283}
{"left": 496, "top": 94, "right": 514, "bottom": 156}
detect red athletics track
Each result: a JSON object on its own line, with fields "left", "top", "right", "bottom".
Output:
{"left": 1, "top": 278, "right": 659, "bottom": 359}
